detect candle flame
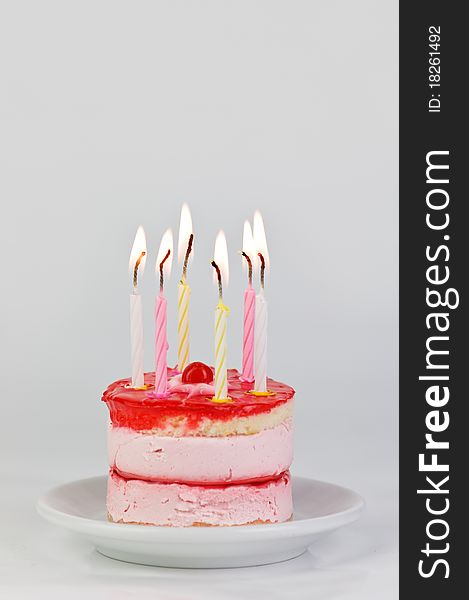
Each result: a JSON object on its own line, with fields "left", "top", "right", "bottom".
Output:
{"left": 213, "top": 230, "right": 229, "bottom": 288}
{"left": 253, "top": 210, "right": 269, "bottom": 270}
{"left": 241, "top": 220, "right": 255, "bottom": 285}
{"left": 156, "top": 228, "right": 174, "bottom": 279}
{"left": 129, "top": 226, "right": 147, "bottom": 287}
{"left": 242, "top": 220, "right": 256, "bottom": 265}
{"left": 178, "top": 203, "right": 193, "bottom": 263}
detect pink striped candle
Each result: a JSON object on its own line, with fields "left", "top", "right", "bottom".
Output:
{"left": 240, "top": 221, "right": 256, "bottom": 382}
{"left": 155, "top": 293, "right": 168, "bottom": 395}
{"left": 154, "top": 229, "right": 173, "bottom": 397}
{"left": 241, "top": 283, "right": 255, "bottom": 382}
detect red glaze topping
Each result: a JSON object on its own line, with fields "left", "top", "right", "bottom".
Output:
{"left": 182, "top": 361, "right": 213, "bottom": 384}
{"left": 102, "top": 368, "right": 295, "bottom": 432}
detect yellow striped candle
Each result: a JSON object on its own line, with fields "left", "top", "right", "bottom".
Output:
{"left": 177, "top": 281, "right": 191, "bottom": 371}
{"left": 214, "top": 301, "right": 229, "bottom": 399}
{"left": 177, "top": 204, "right": 193, "bottom": 372}
{"left": 211, "top": 231, "right": 230, "bottom": 401}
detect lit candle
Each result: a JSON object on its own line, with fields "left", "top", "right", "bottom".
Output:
{"left": 154, "top": 229, "right": 173, "bottom": 396}
{"left": 177, "top": 204, "right": 193, "bottom": 372}
{"left": 253, "top": 211, "right": 269, "bottom": 393}
{"left": 128, "top": 226, "right": 147, "bottom": 388}
{"left": 240, "top": 221, "right": 256, "bottom": 383}
{"left": 211, "top": 231, "right": 230, "bottom": 401}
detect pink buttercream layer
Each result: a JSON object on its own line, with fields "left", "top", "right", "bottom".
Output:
{"left": 107, "top": 470, "right": 292, "bottom": 526}
{"left": 108, "top": 418, "right": 293, "bottom": 484}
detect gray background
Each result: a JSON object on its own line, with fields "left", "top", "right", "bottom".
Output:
{"left": 0, "top": 1, "right": 398, "bottom": 598}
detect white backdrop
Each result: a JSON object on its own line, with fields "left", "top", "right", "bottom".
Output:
{"left": 0, "top": 1, "right": 398, "bottom": 598}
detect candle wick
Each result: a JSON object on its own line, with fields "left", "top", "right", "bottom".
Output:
{"left": 159, "top": 249, "right": 171, "bottom": 293}
{"left": 182, "top": 233, "right": 194, "bottom": 281}
{"left": 211, "top": 260, "right": 223, "bottom": 300}
{"left": 240, "top": 251, "right": 253, "bottom": 286}
{"left": 133, "top": 251, "right": 146, "bottom": 290}
{"left": 258, "top": 253, "right": 265, "bottom": 289}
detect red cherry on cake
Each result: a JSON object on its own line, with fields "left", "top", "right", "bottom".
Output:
{"left": 182, "top": 362, "right": 213, "bottom": 384}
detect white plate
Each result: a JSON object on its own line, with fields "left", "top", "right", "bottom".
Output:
{"left": 37, "top": 475, "right": 364, "bottom": 568}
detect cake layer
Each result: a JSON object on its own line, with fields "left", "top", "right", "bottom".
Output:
{"left": 107, "top": 469, "right": 292, "bottom": 526}
{"left": 108, "top": 418, "right": 293, "bottom": 484}
{"left": 103, "top": 368, "right": 295, "bottom": 435}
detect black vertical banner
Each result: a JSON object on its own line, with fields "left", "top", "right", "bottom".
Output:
{"left": 400, "top": 1, "right": 466, "bottom": 595}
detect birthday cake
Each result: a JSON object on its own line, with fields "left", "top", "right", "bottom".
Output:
{"left": 103, "top": 207, "right": 293, "bottom": 526}
{"left": 103, "top": 364, "right": 295, "bottom": 526}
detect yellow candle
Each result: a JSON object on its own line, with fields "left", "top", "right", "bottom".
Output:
{"left": 177, "top": 281, "right": 191, "bottom": 371}
{"left": 211, "top": 230, "right": 230, "bottom": 401}
{"left": 177, "top": 204, "right": 193, "bottom": 372}
{"left": 214, "top": 301, "right": 229, "bottom": 399}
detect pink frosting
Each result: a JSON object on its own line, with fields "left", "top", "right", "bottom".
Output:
{"left": 108, "top": 419, "right": 293, "bottom": 484}
{"left": 107, "top": 470, "right": 292, "bottom": 526}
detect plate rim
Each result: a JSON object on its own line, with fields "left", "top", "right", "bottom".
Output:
{"left": 37, "top": 474, "right": 365, "bottom": 541}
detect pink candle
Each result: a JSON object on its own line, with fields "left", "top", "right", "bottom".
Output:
{"left": 155, "top": 293, "right": 168, "bottom": 395}
{"left": 154, "top": 229, "right": 173, "bottom": 397}
{"left": 241, "top": 283, "right": 256, "bottom": 382}
{"left": 240, "top": 221, "right": 256, "bottom": 383}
